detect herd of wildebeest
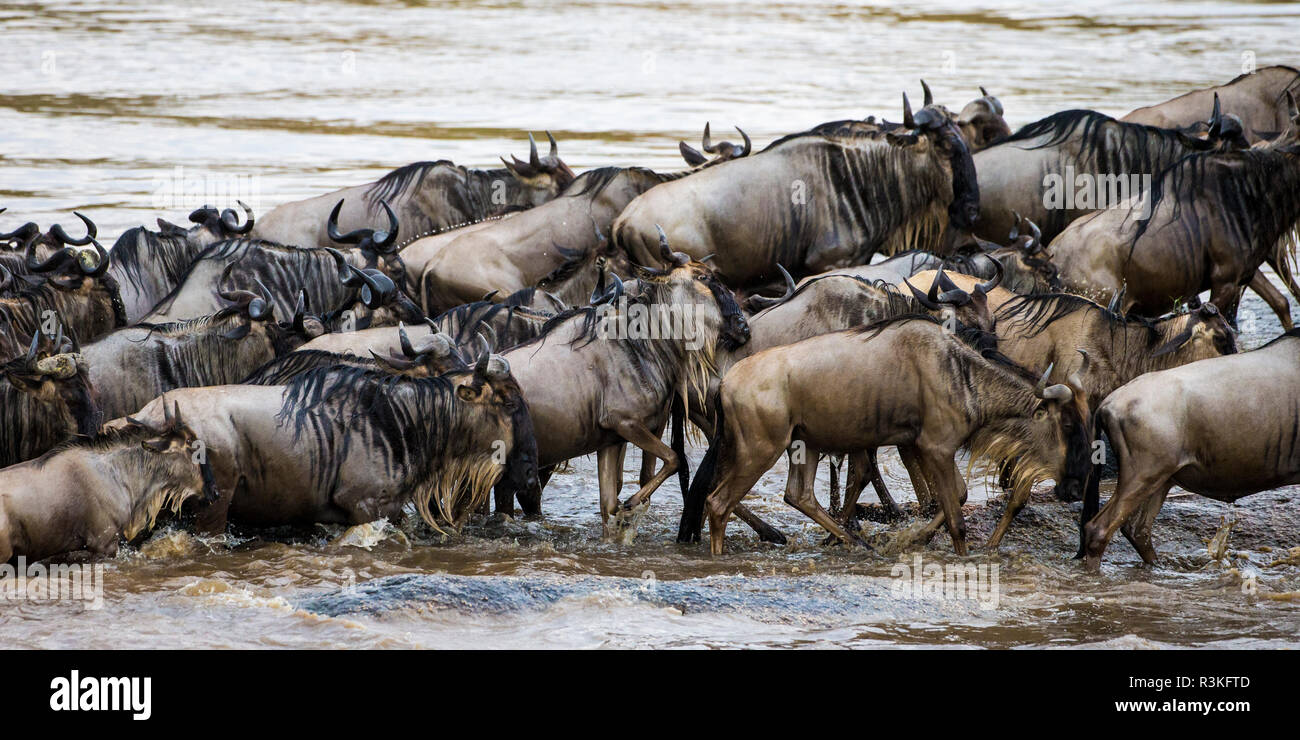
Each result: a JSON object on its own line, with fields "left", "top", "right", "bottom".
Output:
{"left": 2, "top": 66, "right": 1300, "bottom": 573}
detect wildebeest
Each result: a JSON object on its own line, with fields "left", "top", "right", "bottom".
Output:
{"left": 250, "top": 133, "right": 575, "bottom": 247}
{"left": 680, "top": 315, "right": 1091, "bottom": 554}
{"left": 81, "top": 283, "right": 325, "bottom": 420}
{"left": 297, "top": 286, "right": 553, "bottom": 357}
{"left": 0, "top": 403, "right": 219, "bottom": 563}
{"left": 142, "top": 229, "right": 403, "bottom": 324}
{"left": 1079, "top": 329, "right": 1300, "bottom": 569}
{"left": 0, "top": 238, "right": 124, "bottom": 358}
{"left": 120, "top": 353, "right": 537, "bottom": 533}
{"left": 972, "top": 103, "right": 1243, "bottom": 245}
{"left": 408, "top": 164, "right": 701, "bottom": 314}
{"left": 984, "top": 296, "right": 1236, "bottom": 545}
{"left": 1050, "top": 98, "right": 1300, "bottom": 320}
{"left": 956, "top": 86, "right": 1012, "bottom": 152}
{"left": 706, "top": 267, "right": 1003, "bottom": 525}
{"left": 613, "top": 93, "right": 981, "bottom": 288}
{"left": 494, "top": 234, "right": 760, "bottom": 537}
{"left": 1123, "top": 66, "right": 1300, "bottom": 143}
{"left": 0, "top": 330, "right": 99, "bottom": 469}
{"left": 109, "top": 203, "right": 256, "bottom": 322}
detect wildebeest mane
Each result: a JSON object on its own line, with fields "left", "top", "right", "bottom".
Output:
{"left": 243, "top": 349, "right": 378, "bottom": 386}
{"left": 1133, "top": 147, "right": 1300, "bottom": 269}
{"left": 110, "top": 226, "right": 197, "bottom": 293}
{"left": 277, "top": 364, "right": 458, "bottom": 504}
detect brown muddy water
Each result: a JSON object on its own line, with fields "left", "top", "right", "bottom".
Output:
{"left": 3, "top": 0, "right": 1300, "bottom": 648}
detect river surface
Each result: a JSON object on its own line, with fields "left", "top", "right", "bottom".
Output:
{"left": 2, "top": 0, "right": 1300, "bottom": 648}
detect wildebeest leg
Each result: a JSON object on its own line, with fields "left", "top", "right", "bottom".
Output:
{"left": 898, "top": 446, "right": 935, "bottom": 517}
{"left": 987, "top": 483, "right": 1032, "bottom": 549}
{"left": 1119, "top": 488, "right": 1170, "bottom": 565}
{"left": 193, "top": 477, "right": 237, "bottom": 535}
{"left": 493, "top": 481, "right": 516, "bottom": 518}
{"left": 597, "top": 444, "right": 627, "bottom": 540}
{"left": 1208, "top": 273, "right": 1243, "bottom": 323}
{"left": 918, "top": 448, "right": 968, "bottom": 556}
{"left": 785, "top": 448, "right": 863, "bottom": 547}
{"left": 638, "top": 419, "right": 668, "bottom": 486}
{"left": 827, "top": 455, "right": 842, "bottom": 516}
{"left": 516, "top": 466, "right": 552, "bottom": 517}
{"left": 1249, "top": 270, "right": 1293, "bottom": 330}
{"left": 614, "top": 421, "right": 678, "bottom": 514}
{"left": 731, "top": 506, "right": 787, "bottom": 545}
{"left": 855, "top": 449, "right": 900, "bottom": 519}
{"left": 707, "top": 445, "right": 788, "bottom": 556}
{"left": 1083, "top": 470, "right": 1172, "bottom": 570}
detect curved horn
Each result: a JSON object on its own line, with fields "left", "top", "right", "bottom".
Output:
{"left": 654, "top": 224, "right": 677, "bottom": 265}
{"left": 82, "top": 239, "right": 110, "bottom": 277}
{"left": 162, "top": 395, "right": 174, "bottom": 427}
{"left": 528, "top": 133, "right": 541, "bottom": 169}
{"left": 921, "top": 79, "right": 933, "bottom": 107}
{"left": 1008, "top": 211, "right": 1022, "bottom": 241}
{"left": 26, "top": 240, "right": 77, "bottom": 273}
{"left": 737, "top": 127, "right": 751, "bottom": 157}
{"left": 902, "top": 92, "right": 916, "bottom": 129}
{"left": 679, "top": 140, "right": 707, "bottom": 167}
{"left": 0, "top": 220, "right": 39, "bottom": 243}
{"left": 747, "top": 264, "right": 796, "bottom": 311}
{"left": 398, "top": 322, "right": 416, "bottom": 358}
{"left": 1026, "top": 219, "right": 1042, "bottom": 252}
{"left": 248, "top": 278, "right": 274, "bottom": 321}
{"left": 369, "top": 349, "right": 418, "bottom": 373}
{"left": 546, "top": 131, "right": 559, "bottom": 161}
{"left": 25, "top": 329, "right": 40, "bottom": 366}
{"left": 370, "top": 199, "right": 399, "bottom": 250}
{"left": 1208, "top": 92, "right": 1222, "bottom": 127}
{"left": 975, "top": 256, "right": 1003, "bottom": 295}
{"left": 907, "top": 277, "right": 942, "bottom": 310}
{"left": 980, "top": 85, "right": 989, "bottom": 97}
{"left": 1106, "top": 285, "right": 1127, "bottom": 315}
{"left": 1034, "top": 362, "right": 1055, "bottom": 398}
{"left": 291, "top": 290, "right": 307, "bottom": 332}
{"left": 326, "top": 199, "right": 355, "bottom": 244}
{"left": 701, "top": 122, "right": 715, "bottom": 153}
{"left": 1041, "top": 383, "right": 1074, "bottom": 403}
{"left": 1066, "top": 349, "right": 1089, "bottom": 396}
{"left": 220, "top": 200, "right": 255, "bottom": 234}
{"left": 49, "top": 212, "right": 97, "bottom": 246}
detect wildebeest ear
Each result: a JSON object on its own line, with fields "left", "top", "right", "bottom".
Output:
{"left": 3, "top": 371, "right": 41, "bottom": 392}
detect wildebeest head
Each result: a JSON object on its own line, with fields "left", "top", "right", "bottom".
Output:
{"left": 679, "top": 123, "right": 752, "bottom": 168}
{"left": 216, "top": 266, "right": 325, "bottom": 347}
{"left": 122, "top": 399, "right": 221, "bottom": 518}
{"left": 369, "top": 322, "right": 467, "bottom": 375}
{"left": 321, "top": 258, "right": 423, "bottom": 332}
{"left": 1152, "top": 302, "right": 1238, "bottom": 358}
{"left": 632, "top": 226, "right": 752, "bottom": 351}
{"left": 957, "top": 85, "right": 1012, "bottom": 152}
{"left": 444, "top": 354, "right": 541, "bottom": 520}
{"left": 905, "top": 261, "right": 1003, "bottom": 335}
{"left": 499, "top": 132, "right": 577, "bottom": 205}
{"left": 983, "top": 356, "right": 1093, "bottom": 505}
{"left": 1, "top": 329, "right": 100, "bottom": 466}
{"left": 889, "top": 86, "right": 981, "bottom": 251}
{"left": 983, "top": 212, "right": 1062, "bottom": 293}
{"left": 1174, "top": 93, "right": 1252, "bottom": 151}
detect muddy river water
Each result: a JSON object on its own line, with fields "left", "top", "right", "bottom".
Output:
{"left": 2, "top": 0, "right": 1300, "bottom": 648}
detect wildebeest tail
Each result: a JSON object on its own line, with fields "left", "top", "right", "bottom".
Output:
{"left": 1075, "top": 412, "right": 1107, "bottom": 559}
{"left": 670, "top": 394, "right": 690, "bottom": 499}
{"left": 677, "top": 393, "right": 723, "bottom": 543}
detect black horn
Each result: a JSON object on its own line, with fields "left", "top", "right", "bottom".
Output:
{"left": 921, "top": 79, "right": 933, "bottom": 107}
{"left": 49, "top": 212, "right": 97, "bottom": 247}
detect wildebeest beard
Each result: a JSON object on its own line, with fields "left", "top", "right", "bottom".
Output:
{"left": 276, "top": 365, "right": 511, "bottom": 530}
